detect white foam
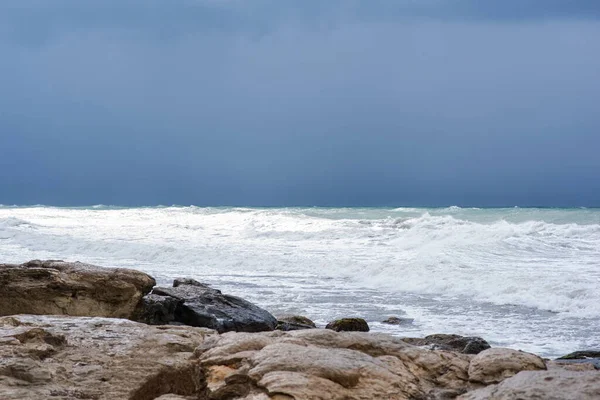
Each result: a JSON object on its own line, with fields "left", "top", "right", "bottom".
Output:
{"left": 1, "top": 206, "right": 599, "bottom": 356}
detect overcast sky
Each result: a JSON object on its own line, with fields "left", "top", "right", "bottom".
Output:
{"left": 1, "top": 0, "right": 599, "bottom": 206}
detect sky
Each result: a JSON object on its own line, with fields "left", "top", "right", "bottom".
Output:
{"left": 1, "top": 0, "right": 599, "bottom": 207}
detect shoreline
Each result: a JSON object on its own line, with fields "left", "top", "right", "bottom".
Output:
{"left": 1, "top": 260, "right": 599, "bottom": 399}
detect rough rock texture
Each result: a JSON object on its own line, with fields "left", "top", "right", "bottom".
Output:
{"left": 153, "top": 279, "right": 277, "bottom": 333}
{"left": 0, "top": 314, "right": 214, "bottom": 400}
{"left": 276, "top": 315, "right": 316, "bottom": 331}
{"left": 382, "top": 316, "right": 414, "bottom": 325}
{"left": 468, "top": 348, "right": 547, "bottom": 384}
{"left": 402, "top": 334, "right": 491, "bottom": 355}
{"left": 131, "top": 294, "right": 183, "bottom": 325}
{"left": 197, "top": 328, "right": 473, "bottom": 400}
{"left": 2, "top": 314, "right": 597, "bottom": 400}
{"left": 0, "top": 260, "right": 156, "bottom": 319}
{"left": 459, "top": 369, "right": 600, "bottom": 400}
{"left": 325, "top": 318, "right": 370, "bottom": 332}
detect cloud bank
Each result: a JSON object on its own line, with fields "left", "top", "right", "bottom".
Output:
{"left": 1, "top": 1, "right": 599, "bottom": 206}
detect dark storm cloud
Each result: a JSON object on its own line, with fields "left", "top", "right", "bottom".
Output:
{"left": 1, "top": 1, "right": 599, "bottom": 206}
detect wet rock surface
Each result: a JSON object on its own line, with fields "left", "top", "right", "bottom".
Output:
{"left": 152, "top": 278, "right": 278, "bottom": 333}
{"left": 131, "top": 294, "right": 183, "bottom": 325}
{"left": 0, "top": 260, "right": 155, "bottom": 319}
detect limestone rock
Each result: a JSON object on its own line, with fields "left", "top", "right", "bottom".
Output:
{"left": 0, "top": 260, "right": 155, "bottom": 319}
{"left": 325, "top": 318, "right": 369, "bottom": 332}
{"left": 402, "top": 334, "right": 490, "bottom": 354}
{"left": 152, "top": 278, "right": 277, "bottom": 333}
{"left": 468, "top": 348, "right": 547, "bottom": 384}
{"left": 459, "top": 369, "right": 600, "bottom": 400}
{"left": 197, "top": 328, "right": 472, "bottom": 399}
{"left": 131, "top": 294, "right": 183, "bottom": 325}
{"left": 0, "top": 314, "right": 213, "bottom": 400}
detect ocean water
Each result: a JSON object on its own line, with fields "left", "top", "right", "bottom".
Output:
{"left": 1, "top": 205, "right": 599, "bottom": 358}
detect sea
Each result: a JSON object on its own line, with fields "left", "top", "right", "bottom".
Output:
{"left": 1, "top": 205, "right": 599, "bottom": 358}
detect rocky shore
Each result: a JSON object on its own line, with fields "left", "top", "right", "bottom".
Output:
{"left": 1, "top": 260, "right": 599, "bottom": 399}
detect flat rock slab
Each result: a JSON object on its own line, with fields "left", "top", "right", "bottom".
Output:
{"left": 153, "top": 278, "right": 277, "bottom": 333}
{"left": 0, "top": 260, "right": 155, "bottom": 319}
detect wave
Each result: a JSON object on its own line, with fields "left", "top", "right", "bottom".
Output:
{"left": 1, "top": 207, "right": 599, "bottom": 318}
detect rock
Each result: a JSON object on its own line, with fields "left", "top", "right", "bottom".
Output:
{"left": 152, "top": 278, "right": 277, "bottom": 333}
{"left": 552, "top": 358, "right": 600, "bottom": 370}
{"left": 277, "top": 315, "right": 316, "bottom": 328}
{"left": 197, "top": 328, "right": 473, "bottom": 399}
{"left": 325, "top": 318, "right": 369, "bottom": 332}
{"left": 0, "top": 314, "right": 214, "bottom": 400}
{"left": 458, "top": 369, "right": 600, "bottom": 400}
{"left": 131, "top": 294, "right": 183, "bottom": 325}
{"left": 3, "top": 314, "right": 596, "bottom": 400}
{"left": 402, "top": 334, "right": 491, "bottom": 354}
{"left": 558, "top": 350, "right": 600, "bottom": 359}
{"left": 468, "top": 348, "right": 547, "bottom": 384}
{"left": 0, "top": 260, "right": 155, "bottom": 319}
{"left": 382, "top": 316, "right": 414, "bottom": 325}
{"left": 276, "top": 315, "right": 316, "bottom": 331}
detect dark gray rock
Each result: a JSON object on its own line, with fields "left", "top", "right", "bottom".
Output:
{"left": 131, "top": 294, "right": 183, "bottom": 325}
{"left": 151, "top": 279, "right": 277, "bottom": 333}
{"left": 325, "top": 318, "right": 369, "bottom": 332}
{"left": 382, "top": 316, "right": 414, "bottom": 325}
{"left": 402, "top": 334, "right": 490, "bottom": 354}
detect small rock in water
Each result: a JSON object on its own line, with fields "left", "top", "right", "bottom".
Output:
{"left": 382, "top": 316, "right": 414, "bottom": 325}
{"left": 325, "top": 318, "right": 369, "bottom": 332}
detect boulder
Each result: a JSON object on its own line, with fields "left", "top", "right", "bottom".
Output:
{"left": 0, "top": 260, "right": 155, "bottom": 319}
{"left": 152, "top": 278, "right": 277, "bottom": 333}
{"left": 276, "top": 315, "right": 316, "bottom": 331}
{"left": 325, "top": 318, "right": 369, "bottom": 332}
{"left": 382, "top": 316, "right": 414, "bottom": 325}
{"left": 2, "top": 315, "right": 596, "bottom": 400}
{"left": 468, "top": 348, "right": 546, "bottom": 384}
{"left": 0, "top": 314, "right": 213, "bottom": 400}
{"left": 402, "top": 334, "right": 490, "bottom": 355}
{"left": 458, "top": 369, "right": 600, "bottom": 400}
{"left": 197, "top": 328, "right": 473, "bottom": 399}
{"left": 131, "top": 294, "right": 183, "bottom": 325}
